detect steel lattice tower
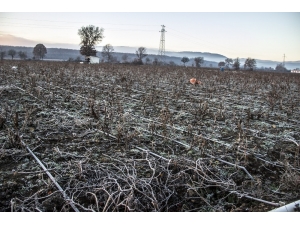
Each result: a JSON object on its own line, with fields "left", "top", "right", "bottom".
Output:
{"left": 158, "top": 25, "right": 166, "bottom": 60}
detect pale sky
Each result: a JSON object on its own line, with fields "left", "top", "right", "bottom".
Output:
{"left": 1, "top": 1, "right": 299, "bottom": 61}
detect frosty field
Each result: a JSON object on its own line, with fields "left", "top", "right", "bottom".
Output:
{"left": 0, "top": 61, "right": 299, "bottom": 212}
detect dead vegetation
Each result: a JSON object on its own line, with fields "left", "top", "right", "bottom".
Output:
{"left": 0, "top": 60, "right": 299, "bottom": 212}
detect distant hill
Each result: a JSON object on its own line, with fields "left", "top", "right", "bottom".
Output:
{"left": 165, "top": 51, "right": 227, "bottom": 62}
{"left": 0, "top": 45, "right": 82, "bottom": 61}
{"left": 1, "top": 45, "right": 299, "bottom": 70}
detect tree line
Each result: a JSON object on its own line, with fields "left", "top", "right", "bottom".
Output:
{"left": 216, "top": 57, "right": 257, "bottom": 71}
{"left": 217, "top": 57, "right": 287, "bottom": 71}
{"left": 0, "top": 44, "right": 47, "bottom": 61}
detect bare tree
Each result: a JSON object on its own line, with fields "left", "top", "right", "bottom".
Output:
{"left": 225, "top": 58, "right": 233, "bottom": 68}
{"left": 136, "top": 47, "right": 147, "bottom": 64}
{"left": 8, "top": 49, "right": 16, "bottom": 60}
{"left": 78, "top": 25, "right": 104, "bottom": 57}
{"left": 101, "top": 44, "right": 114, "bottom": 63}
{"left": 194, "top": 57, "right": 204, "bottom": 68}
{"left": 181, "top": 57, "right": 189, "bottom": 66}
{"left": 232, "top": 58, "right": 240, "bottom": 70}
{"left": 244, "top": 58, "right": 256, "bottom": 71}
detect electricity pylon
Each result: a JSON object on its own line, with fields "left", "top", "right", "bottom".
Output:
{"left": 158, "top": 25, "right": 166, "bottom": 61}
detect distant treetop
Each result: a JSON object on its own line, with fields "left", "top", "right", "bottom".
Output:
{"left": 33, "top": 44, "right": 47, "bottom": 60}
{"left": 78, "top": 25, "right": 104, "bottom": 57}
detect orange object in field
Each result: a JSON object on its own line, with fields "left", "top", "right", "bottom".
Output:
{"left": 190, "top": 78, "right": 201, "bottom": 85}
